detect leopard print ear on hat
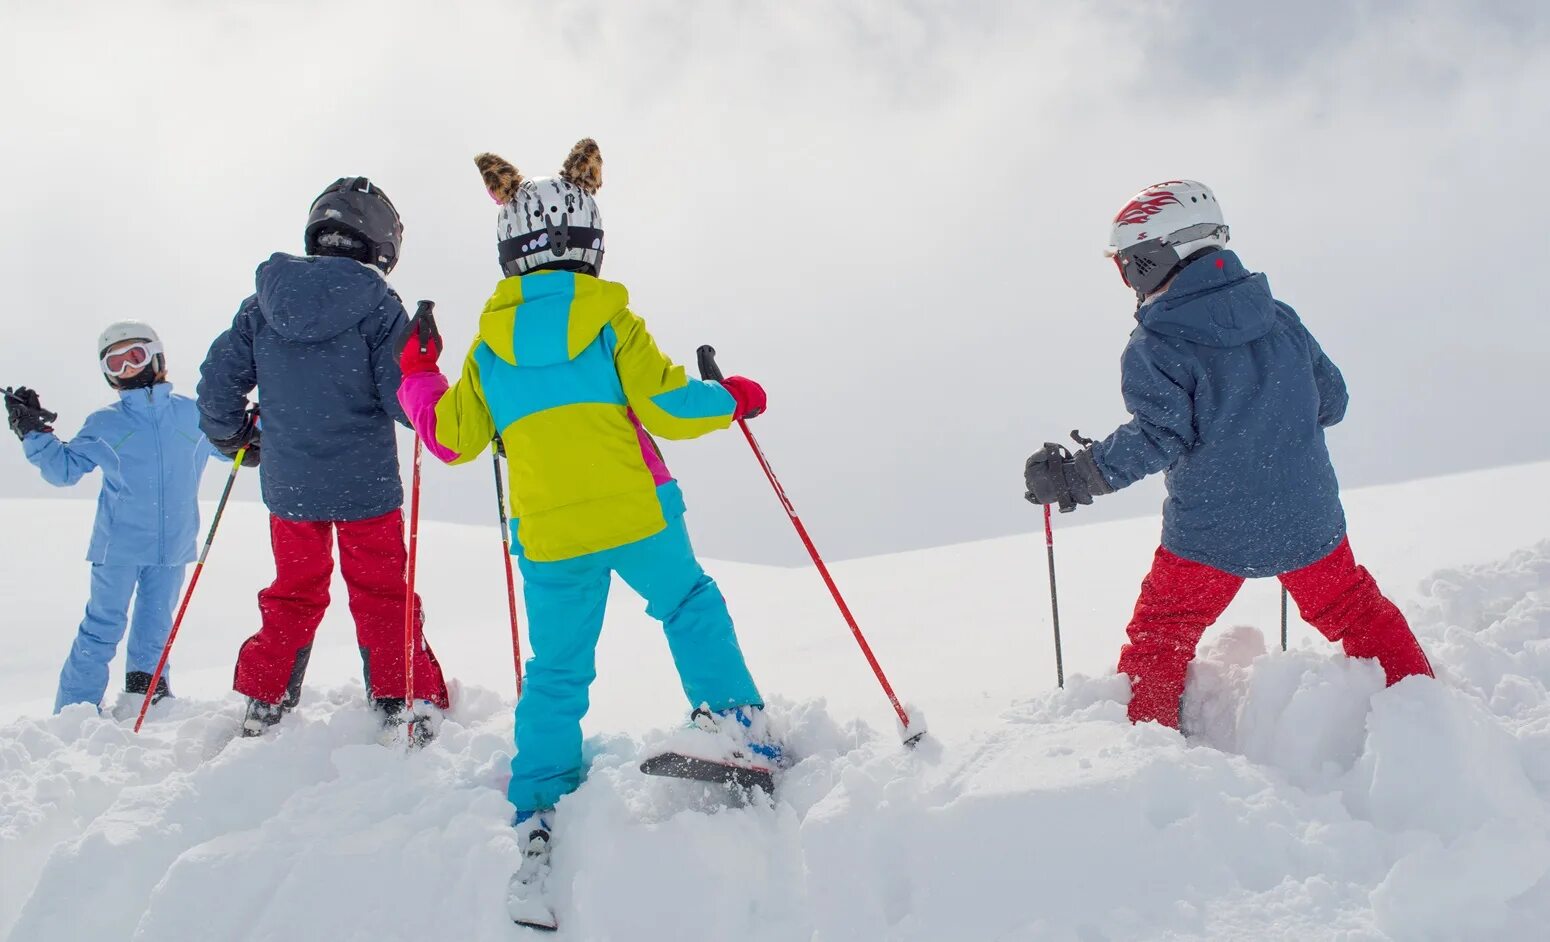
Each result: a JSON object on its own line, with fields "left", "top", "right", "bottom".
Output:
{"left": 475, "top": 153, "right": 524, "bottom": 203}
{"left": 558, "top": 139, "right": 602, "bottom": 195}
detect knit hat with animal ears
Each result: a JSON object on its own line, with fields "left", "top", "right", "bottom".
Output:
{"left": 476, "top": 139, "right": 605, "bottom": 278}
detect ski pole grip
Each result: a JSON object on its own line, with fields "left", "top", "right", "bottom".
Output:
{"left": 696, "top": 345, "right": 725, "bottom": 383}
{"left": 412, "top": 300, "right": 437, "bottom": 355}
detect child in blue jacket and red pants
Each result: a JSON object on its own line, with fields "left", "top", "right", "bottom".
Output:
{"left": 198, "top": 176, "right": 449, "bottom": 739}
{"left": 1024, "top": 181, "right": 1432, "bottom": 728}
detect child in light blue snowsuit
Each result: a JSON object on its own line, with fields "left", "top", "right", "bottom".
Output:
{"left": 7, "top": 321, "right": 220, "bottom": 713}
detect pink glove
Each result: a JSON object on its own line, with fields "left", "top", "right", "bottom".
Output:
{"left": 721, "top": 376, "right": 766, "bottom": 420}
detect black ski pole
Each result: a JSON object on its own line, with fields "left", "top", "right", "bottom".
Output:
{"left": 1280, "top": 585, "right": 1289, "bottom": 652}
{"left": 1044, "top": 504, "right": 1065, "bottom": 688}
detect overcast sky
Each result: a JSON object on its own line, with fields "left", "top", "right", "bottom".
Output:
{"left": 2, "top": 0, "right": 1547, "bottom": 565}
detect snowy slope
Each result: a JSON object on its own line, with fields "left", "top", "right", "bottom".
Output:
{"left": 2, "top": 462, "right": 1549, "bottom": 940}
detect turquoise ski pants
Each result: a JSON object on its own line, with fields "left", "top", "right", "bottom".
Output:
{"left": 507, "top": 515, "right": 762, "bottom": 812}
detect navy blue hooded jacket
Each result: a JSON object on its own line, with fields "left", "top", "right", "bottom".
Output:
{"left": 1091, "top": 250, "right": 1349, "bottom": 577}
{"left": 198, "top": 253, "right": 410, "bottom": 522}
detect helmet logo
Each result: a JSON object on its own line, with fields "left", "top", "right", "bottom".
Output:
{"left": 1114, "top": 190, "right": 1181, "bottom": 227}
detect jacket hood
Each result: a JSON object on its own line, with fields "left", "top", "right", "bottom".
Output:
{"left": 1137, "top": 250, "right": 1276, "bottom": 348}
{"left": 478, "top": 270, "right": 628, "bottom": 367}
{"left": 256, "top": 253, "right": 389, "bottom": 343}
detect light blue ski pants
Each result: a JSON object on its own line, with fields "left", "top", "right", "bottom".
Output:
{"left": 55, "top": 563, "right": 185, "bottom": 713}
{"left": 507, "top": 515, "right": 762, "bottom": 812}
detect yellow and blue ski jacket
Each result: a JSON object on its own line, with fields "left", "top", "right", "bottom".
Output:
{"left": 399, "top": 271, "right": 737, "bottom": 562}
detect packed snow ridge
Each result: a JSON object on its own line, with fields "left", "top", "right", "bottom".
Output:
{"left": 4, "top": 533, "right": 1549, "bottom": 940}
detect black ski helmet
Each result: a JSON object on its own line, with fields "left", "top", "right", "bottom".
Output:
{"left": 304, "top": 177, "right": 404, "bottom": 274}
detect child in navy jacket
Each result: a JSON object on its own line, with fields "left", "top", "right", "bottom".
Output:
{"left": 198, "top": 176, "right": 449, "bottom": 740}
{"left": 1024, "top": 181, "right": 1432, "bottom": 728}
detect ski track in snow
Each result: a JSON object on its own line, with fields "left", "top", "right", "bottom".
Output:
{"left": 4, "top": 538, "right": 1550, "bottom": 940}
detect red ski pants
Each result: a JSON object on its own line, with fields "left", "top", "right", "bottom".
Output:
{"left": 233, "top": 511, "right": 449, "bottom": 708}
{"left": 1118, "top": 537, "right": 1432, "bottom": 728}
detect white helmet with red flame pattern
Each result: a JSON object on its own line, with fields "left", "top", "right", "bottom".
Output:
{"left": 1106, "top": 180, "right": 1229, "bottom": 300}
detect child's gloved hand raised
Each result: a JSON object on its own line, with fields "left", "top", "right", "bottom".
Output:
{"left": 4, "top": 386, "right": 57, "bottom": 441}
{"left": 400, "top": 300, "right": 442, "bottom": 376}
{"left": 721, "top": 376, "right": 766, "bottom": 420}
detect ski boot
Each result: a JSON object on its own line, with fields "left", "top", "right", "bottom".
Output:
{"left": 640, "top": 704, "right": 786, "bottom": 792}
{"left": 124, "top": 671, "right": 171, "bottom": 706}
{"left": 239, "top": 647, "right": 308, "bottom": 737}
{"left": 506, "top": 811, "right": 557, "bottom": 931}
{"left": 375, "top": 697, "right": 443, "bottom": 748}
{"left": 240, "top": 697, "right": 288, "bottom": 738}
{"left": 692, "top": 704, "right": 787, "bottom": 769}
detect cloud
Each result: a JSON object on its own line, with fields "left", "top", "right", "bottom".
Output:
{"left": 1, "top": 1, "right": 1546, "bottom": 564}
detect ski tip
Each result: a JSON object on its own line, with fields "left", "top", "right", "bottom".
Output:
{"left": 512, "top": 917, "right": 559, "bottom": 932}
{"left": 903, "top": 729, "right": 928, "bottom": 749}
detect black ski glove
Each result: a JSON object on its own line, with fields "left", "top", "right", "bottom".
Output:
{"left": 1024, "top": 443, "right": 1113, "bottom": 512}
{"left": 4, "top": 387, "right": 57, "bottom": 441}
{"left": 212, "top": 408, "right": 261, "bottom": 467}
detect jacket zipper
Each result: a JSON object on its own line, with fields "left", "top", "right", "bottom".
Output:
{"left": 149, "top": 388, "right": 166, "bottom": 563}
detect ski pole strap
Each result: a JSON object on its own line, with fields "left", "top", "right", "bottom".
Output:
{"left": 696, "top": 345, "right": 725, "bottom": 383}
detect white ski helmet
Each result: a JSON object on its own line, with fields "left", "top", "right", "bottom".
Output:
{"left": 97, "top": 320, "right": 165, "bottom": 388}
{"left": 1106, "top": 180, "right": 1229, "bottom": 300}
{"left": 475, "top": 139, "right": 605, "bottom": 278}
{"left": 97, "top": 320, "right": 162, "bottom": 356}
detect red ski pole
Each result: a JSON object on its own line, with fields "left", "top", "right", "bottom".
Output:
{"left": 401, "top": 299, "right": 437, "bottom": 743}
{"left": 492, "top": 439, "right": 523, "bottom": 698}
{"left": 134, "top": 434, "right": 251, "bottom": 733}
{"left": 697, "top": 346, "right": 924, "bottom": 746}
{"left": 402, "top": 434, "right": 422, "bottom": 741}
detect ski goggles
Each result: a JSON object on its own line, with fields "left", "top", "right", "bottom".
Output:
{"left": 100, "top": 341, "right": 164, "bottom": 377}
{"left": 1107, "top": 222, "right": 1228, "bottom": 293}
{"left": 497, "top": 224, "right": 605, "bottom": 277}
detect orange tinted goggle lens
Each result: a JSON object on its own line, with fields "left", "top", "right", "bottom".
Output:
{"left": 103, "top": 344, "right": 153, "bottom": 375}
{"left": 1112, "top": 254, "right": 1131, "bottom": 287}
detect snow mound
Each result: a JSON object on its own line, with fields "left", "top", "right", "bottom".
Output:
{"left": 5, "top": 541, "right": 1550, "bottom": 940}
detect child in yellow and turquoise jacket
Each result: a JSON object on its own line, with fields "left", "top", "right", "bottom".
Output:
{"left": 396, "top": 140, "right": 781, "bottom": 826}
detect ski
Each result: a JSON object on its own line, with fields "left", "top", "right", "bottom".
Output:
{"left": 507, "top": 885, "right": 558, "bottom": 934}
{"left": 639, "top": 751, "right": 775, "bottom": 794}
{"left": 507, "top": 825, "right": 558, "bottom": 931}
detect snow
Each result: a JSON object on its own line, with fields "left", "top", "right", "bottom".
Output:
{"left": 3, "top": 461, "right": 1550, "bottom": 940}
